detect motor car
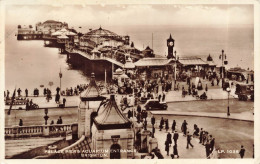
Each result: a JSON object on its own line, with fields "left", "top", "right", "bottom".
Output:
{"left": 144, "top": 99, "right": 168, "bottom": 110}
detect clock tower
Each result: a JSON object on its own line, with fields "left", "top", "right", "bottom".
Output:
{"left": 167, "top": 34, "right": 175, "bottom": 59}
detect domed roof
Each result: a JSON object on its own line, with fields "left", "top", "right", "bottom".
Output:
{"left": 84, "top": 26, "right": 119, "bottom": 38}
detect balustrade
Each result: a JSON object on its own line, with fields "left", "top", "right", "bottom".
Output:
{"left": 5, "top": 124, "right": 74, "bottom": 138}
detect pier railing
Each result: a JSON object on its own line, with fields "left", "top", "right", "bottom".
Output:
{"left": 5, "top": 124, "right": 75, "bottom": 139}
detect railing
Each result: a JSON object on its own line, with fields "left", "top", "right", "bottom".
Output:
{"left": 5, "top": 124, "right": 73, "bottom": 139}
{"left": 5, "top": 125, "right": 43, "bottom": 136}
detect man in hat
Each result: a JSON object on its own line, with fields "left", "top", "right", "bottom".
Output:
{"left": 173, "top": 130, "right": 179, "bottom": 145}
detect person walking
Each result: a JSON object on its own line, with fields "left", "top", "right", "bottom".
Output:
{"left": 199, "top": 128, "right": 204, "bottom": 143}
{"left": 239, "top": 145, "right": 245, "bottom": 159}
{"left": 165, "top": 119, "right": 169, "bottom": 132}
{"left": 171, "top": 120, "right": 176, "bottom": 133}
{"left": 137, "top": 104, "right": 141, "bottom": 113}
{"left": 63, "top": 98, "right": 66, "bottom": 108}
{"left": 159, "top": 117, "right": 164, "bottom": 131}
{"left": 217, "top": 77, "right": 220, "bottom": 86}
{"left": 19, "top": 119, "right": 23, "bottom": 126}
{"left": 143, "top": 119, "right": 147, "bottom": 130}
{"left": 57, "top": 116, "right": 63, "bottom": 124}
{"left": 186, "top": 132, "right": 194, "bottom": 149}
{"left": 205, "top": 139, "right": 211, "bottom": 158}
{"left": 181, "top": 120, "right": 188, "bottom": 136}
{"left": 165, "top": 140, "right": 170, "bottom": 156}
{"left": 55, "top": 93, "right": 60, "bottom": 104}
{"left": 171, "top": 144, "right": 179, "bottom": 158}
{"left": 162, "top": 93, "right": 166, "bottom": 102}
{"left": 151, "top": 115, "right": 155, "bottom": 127}
{"left": 44, "top": 88, "right": 47, "bottom": 96}
{"left": 56, "top": 87, "right": 60, "bottom": 94}
{"left": 211, "top": 79, "right": 214, "bottom": 86}
{"left": 7, "top": 90, "right": 10, "bottom": 99}
{"left": 25, "top": 101, "right": 29, "bottom": 111}
{"left": 25, "top": 88, "right": 28, "bottom": 97}
{"left": 29, "top": 99, "right": 33, "bottom": 110}
{"left": 127, "top": 110, "right": 132, "bottom": 119}
{"left": 167, "top": 132, "right": 172, "bottom": 146}
{"left": 173, "top": 131, "right": 179, "bottom": 145}
{"left": 209, "top": 135, "right": 215, "bottom": 153}
{"left": 17, "top": 88, "right": 22, "bottom": 96}
{"left": 152, "top": 126, "right": 155, "bottom": 137}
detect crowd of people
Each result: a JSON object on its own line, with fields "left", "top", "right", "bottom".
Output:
{"left": 157, "top": 117, "right": 216, "bottom": 158}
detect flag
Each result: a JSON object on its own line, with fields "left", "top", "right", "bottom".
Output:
{"left": 7, "top": 89, "right": 16, "bottom": 115}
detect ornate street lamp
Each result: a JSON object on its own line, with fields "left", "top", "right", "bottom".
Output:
{"left": 219, "top": 50, "right": 227, "bottom": 88}
{"left": 44, "top": 108, "right": 49, "bottom": 125}
{"left": 226, "top": 87, "right": 231, "bottom": 116}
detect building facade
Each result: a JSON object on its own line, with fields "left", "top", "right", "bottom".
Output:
{"left": 36, "top": 20, "right": 68, "bottom": 35}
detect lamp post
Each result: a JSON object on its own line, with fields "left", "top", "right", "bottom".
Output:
{"left": 44, "top": 108, "right": 49, "bottom": 125}
{"left": 226, "top": 87, "right": 231, "bottom": 116}
{"left": 59, "top": 67, "right": 62, "bottom": 93}
{"left": 219, "top": 50, "right": 227, "bottom": 88}
{"left": 174, "top": 50, "right": 177, "bottom": 89}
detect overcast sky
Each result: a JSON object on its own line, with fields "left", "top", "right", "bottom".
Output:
{"left": 5, "top": 4, "right": 253, "bottom": 28}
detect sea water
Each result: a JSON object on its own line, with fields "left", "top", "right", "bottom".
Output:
{"left": 5, "top": 25, "right": 254, "bottom": 93}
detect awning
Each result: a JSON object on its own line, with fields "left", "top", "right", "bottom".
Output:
{"left": 134, "top": 58, "right": 175, "bottom": 67}
{"left": 178, "top": 58, "right": 208, "bottom": 66}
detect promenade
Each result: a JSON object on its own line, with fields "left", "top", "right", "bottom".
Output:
{"left": 4, "top": 78, "right": 253, "bottom": 159}
{"left": 5, "top": 84, "right": 238, "bottom": 110}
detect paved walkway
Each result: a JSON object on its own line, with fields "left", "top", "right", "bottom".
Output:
{"left": 165, "top": 87, "right": 236, "bottom": 103}
{"left": 150, "top": 127, "right": 209, "bottom": 159}
{"left": 5, "top": 86, "right": 237, "bottom": 110}
{"left": 5, "top": 95, "right": 80, "bottom": 110}
{"left": 150, "top": 111, "right": 253, "bottom": 122}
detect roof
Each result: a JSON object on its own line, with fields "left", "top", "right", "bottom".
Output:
{"left": 44, "top": 20, "right": 61, "bottom": 24}
{"left": 52, "top": 28, "right": 76, "bottom": 36}
{"left": 80, "top": 73, "right": 106, "bottom": 101}
{"left": 57, "top": 35, "right": 69, "bottom": 39}
{"left": 84, "top": 27, "right": 119, "bottom": 38}
{"left": 94, "top": 95, "right": 132, "bottom": 130}
{"left": 178, "top": 57, "right": 208, "bottom": 65}
{"left": 206, "top": 60, "right": 216, "bottom": 66}
{"left": 144, "top": 46, "right": 152, "bottom": 51}
{"left": 228, "top": 67, "right": 254, "bottom": 74}
{"left": 134, "top": 58, "right": 175, "bottom": 67}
